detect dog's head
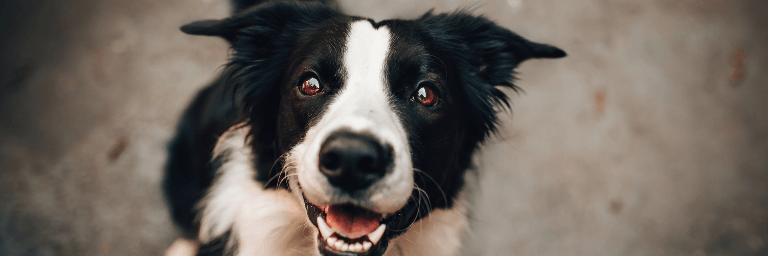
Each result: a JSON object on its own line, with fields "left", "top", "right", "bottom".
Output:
{"left": 183, "top": 1, "right": 564, "bottom": 255}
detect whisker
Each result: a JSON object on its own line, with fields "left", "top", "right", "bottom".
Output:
{"left": 413, "top": 168, "right": 448, "bottom": 206}
{"left": 410, "top": 188, "right": 423, "bottom": 231}
{"left": 413, "top": 186, "right": 432, "bottom": 214}
{"left": 269, "top": 150, "right": 291, "bottom": 176}
{"left": 391, "top": 184, "right": 432, "bottom": 233}
{"left": 278, "top": 173, "right": 299, "bottom": 188}
{"left": 263, "top": 151, "right": 292, "bottom": 189}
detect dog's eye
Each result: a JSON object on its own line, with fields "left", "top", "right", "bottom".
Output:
{"left": 300, "top": 77, "right": 322, "bottom": 95}
{"left": 413, "top": 84, "right": 438, "bottom": 106}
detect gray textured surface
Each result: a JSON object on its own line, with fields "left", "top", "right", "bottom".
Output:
{"left": 1, "top": 0, "right": 766, "bottom": 255}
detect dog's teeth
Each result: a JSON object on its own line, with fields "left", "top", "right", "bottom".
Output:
{"left": 317, "top": 217, "right": 334, "bottom": 239}
{"left": 367, "top": 224, "right": 386, "bottom": 245}
{"left": 334, "top": 240, "right": 344, "bottom": 249}
{"left": 319, "top": 216, "right": 383, "bottom": 251}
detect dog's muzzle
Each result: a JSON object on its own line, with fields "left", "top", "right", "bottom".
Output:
{"left": 298, "top": 131, "right": 419, "bottom": 255}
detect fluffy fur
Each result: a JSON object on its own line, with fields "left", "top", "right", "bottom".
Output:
{"left": 163, "top": 0, "right": 565, "bottom": 255}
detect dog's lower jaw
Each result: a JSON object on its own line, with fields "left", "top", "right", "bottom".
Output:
{"left": 305, "top": 195, "right": 468, "bottom": 256}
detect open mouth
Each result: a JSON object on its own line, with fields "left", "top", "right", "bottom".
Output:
{"left": 303, "top": 194, "right": 420, "bottom": 256}
{"left": 305, "top": 198, "right": 390, "bottom": 255}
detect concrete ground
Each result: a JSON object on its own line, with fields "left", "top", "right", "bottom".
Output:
{"left": 1, "top": 0, "right": 766, "bottom": 255}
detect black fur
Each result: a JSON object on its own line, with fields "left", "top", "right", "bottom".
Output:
{"left": 385, "top": 11, "right": 566, "bottom": 212}
{"left": 164, "top": 0, "right": 565, "bottom": 254}
{"left": 197, "top": 231, "right": 236, "bottom": 256}
{"left": 163, "top": 68, "right": 242, "bottom": 237}
{"left": 167, "top": 0, "right": 346, "bottom": 235}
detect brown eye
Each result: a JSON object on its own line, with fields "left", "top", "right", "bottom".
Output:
{"left": 414, "top": 85, "right": 438, "bottom": 106}
{"left": 300, "top": 77, "right": 322, "bottom": 95}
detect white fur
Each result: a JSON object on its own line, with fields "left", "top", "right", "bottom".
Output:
{"left": 198, "top": 126, "right": 317, "bottom": 256}
{"left": 193, "top": 126, "right": 468, "bottom": 256}
{"left": 385, "top": 193, "right": 469, "bottom": 256}
{"left": 165, "top": 239, "right": 198, "bottom": 256}
{"left": 296, "top": 20, "right": 414, "bottom": 214}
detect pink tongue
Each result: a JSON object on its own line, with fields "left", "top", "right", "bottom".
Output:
{"left": 325, "top": 205, "right": 381, "bottom": 239}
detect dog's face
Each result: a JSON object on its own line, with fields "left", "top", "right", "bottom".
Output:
{"left": 282, "top": 19, "right": 466, "bottom": 255}
{"left": 183, "top": 2, "right": 564, "bottom": 255}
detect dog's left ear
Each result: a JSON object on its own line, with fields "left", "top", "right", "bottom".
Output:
{"left": 418, "top": 11, "right": 565, "bottom": 70}
{"left": 418, "top": 11, "right": 566, "bottom": 138}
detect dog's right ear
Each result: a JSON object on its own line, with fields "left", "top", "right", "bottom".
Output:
{"left": 180, "top": 1, "right": 339, "bottom": 45}
{"left": 180, "top": 19, "right": 240, "bottom": 42}
{"left": 180, "top": 2, "right": 341, "bottom": 153}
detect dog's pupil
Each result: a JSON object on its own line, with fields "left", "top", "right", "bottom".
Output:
{"left": 416, "top": 86, "right": 436, "bottom": 106}
{"left": 302, "top": 77, "right": 321, "bottom": 95}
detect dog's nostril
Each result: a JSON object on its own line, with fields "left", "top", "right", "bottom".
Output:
{"left": 318, "top": 131, "right": 392, "bottom": 192}
{"left": 320, "top": 152, "right": 341, "bottom": 171}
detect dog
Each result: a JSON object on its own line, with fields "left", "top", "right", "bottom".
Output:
{"left": 163, "top": 0, "right": 565, "bottom": 255}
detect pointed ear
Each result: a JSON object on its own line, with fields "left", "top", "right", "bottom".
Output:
{"left": 418, "top": 11, "right": 566, "bottom": 138}
{"left": 180, "top": 1, "right": 338, "bottom": 44}
{"left": 419, "top": 11, "right": 565, "bottom": 75}
{"left": 499, "top": 30, "right": 567, "bottom": 61}
{"left": 180, "top": 19, "right": 239, "bottom": 42}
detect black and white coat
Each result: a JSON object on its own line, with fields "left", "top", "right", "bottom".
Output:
{"left": 163, "top": 1, "right": 565, "bottom": 255}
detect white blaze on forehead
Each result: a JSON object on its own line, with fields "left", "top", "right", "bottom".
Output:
{"left": 343, "top": 21, "right": 391, "bottom": 95}
{"left": 317, "top": 20, "right": 396, "bottom": 132}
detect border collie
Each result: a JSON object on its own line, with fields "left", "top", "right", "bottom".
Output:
{"left": 163, "top": 0, "right": 565, "bottom": 255}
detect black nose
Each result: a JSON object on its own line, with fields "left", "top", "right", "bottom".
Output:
{"left": 318, "top": 131, "right": 392, "bottom": 192}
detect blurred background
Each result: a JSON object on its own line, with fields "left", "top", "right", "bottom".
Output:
{"left": 1, "top": 0, "right": 766, "bottom": 255}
